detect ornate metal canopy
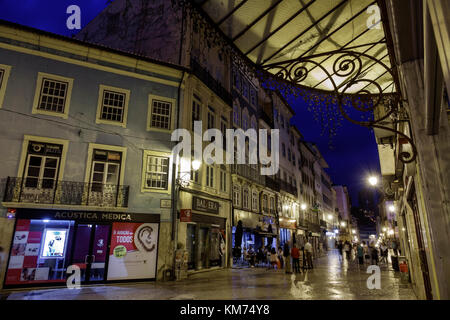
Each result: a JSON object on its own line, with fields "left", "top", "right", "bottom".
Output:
{"left": 178, "top": 0, "right": 416, "bottom": 163}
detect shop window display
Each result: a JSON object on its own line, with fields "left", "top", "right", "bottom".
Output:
{"left": 6, "top": 219, "right": 74, "bottom": 285}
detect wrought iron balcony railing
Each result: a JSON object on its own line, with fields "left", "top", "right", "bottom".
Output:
{"left": 231, "top": 164, "right": 265, "bottom": 185}
{"left": 279, "top": 180, "right": 298, "bottom": 196}
{"left": 2, "top": 177, "right": 129, "bottom": 208}
{"left": 190, "top": 58, "right": 232, "bottom": 106}
{"left": 265, "top": 176, "right": 280, "bottom": 192}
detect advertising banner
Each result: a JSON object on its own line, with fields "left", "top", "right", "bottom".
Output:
{"left": 107, "top": 222, "right": 159, "bottom": 280}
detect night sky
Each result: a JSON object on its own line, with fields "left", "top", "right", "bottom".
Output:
{"left": 0, "top": 0, "right": 381, "bottom": 206}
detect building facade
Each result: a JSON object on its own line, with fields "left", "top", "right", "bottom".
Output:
{"left": 0, "top": 21, "right": 185, "bottom": 287}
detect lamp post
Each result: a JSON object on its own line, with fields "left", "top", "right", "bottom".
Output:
{"left": 173, "top": 159, "right": 201, "bottom": 279}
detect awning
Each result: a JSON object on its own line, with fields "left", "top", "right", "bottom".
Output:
{"left": 192, "top": 0, "right": 396, "bottom": 95}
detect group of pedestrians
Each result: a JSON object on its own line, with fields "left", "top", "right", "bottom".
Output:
{"left": 336, "top": 239, "right": 396, "bottom": 268}
{"left": 238, "top": 239, "right": 315, "bottom": 274}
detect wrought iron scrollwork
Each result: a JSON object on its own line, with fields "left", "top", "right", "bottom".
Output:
{"left": 260, "top": 50, "right": 417, "bottom": 164}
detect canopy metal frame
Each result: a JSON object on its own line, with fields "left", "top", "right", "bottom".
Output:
{"left": 177, "top": 0, "right": 416, "bottom": 163}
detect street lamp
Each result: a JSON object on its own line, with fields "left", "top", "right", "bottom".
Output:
{"left": 328, "top": 214, "right": 333, "bottom": 220}
{"left": 300, "top": 203, "right": 307, "bottom": 211}
{"left": 192, "top": 159, "right": 201, "bottom": 171}
{"left": 340, "top": 221, "right": 346, "bottom": 227}
{"left": 368, "top": 176, "right": 378, "bottom": 186}
{"left": 388, "top": 205, "right": 395, "bottom": 212}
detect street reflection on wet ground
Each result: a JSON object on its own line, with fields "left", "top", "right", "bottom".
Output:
{"left": 3, "top": 250, "right": 417, "bottom": 300}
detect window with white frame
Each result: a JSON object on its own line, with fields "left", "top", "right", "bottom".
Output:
{"left": 233, "top": 184, "right": 241, "bottom": 207}
{"left": 242, "top": 187, "right": 249, "bottom": 209}
{"left": 90, "top": 149, "right": 122, "bottom": 192}
{"left": 252, "top": 190, "right": 259, "bottom": 212}
{"left": 144, "top": 154, "right": 170, "bottom": 190}
{"left": 24, "top": 141, "right": 63, "bottom": 189}
{"left": 32, "top": 73, "right": 73, "bottom": 118}
{"left": 100, "top": 90, "right": 126, "bottom": 123}
{"left": 150, "top": 98, "right": 172, "bottom": 130}
{"left": 220, "top": 170, "right": 227, "bottom": 192}
{"left": 206, "top": 165, "right": 214, "bottom": 188}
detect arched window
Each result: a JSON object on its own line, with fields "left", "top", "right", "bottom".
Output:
{"left": 242, "top": 108, "right": 249, "bottom": 130}
{"left": 243, "top": 187, "right": 249, "bottom": 209}
{"left": 262, "top": 194, "right": 268, "bottom": 213}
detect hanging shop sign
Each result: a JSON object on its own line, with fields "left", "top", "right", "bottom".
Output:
{"left": 107, "top": 222, "right": 159, "bottom": 281}
{"left": 192, "top": 196, "right": 219, "bottom": 214}
{"left": 180, "top": 209, "right": 192, "bottom": 222}
{"left": 279, "top": 218, "right": 297, "bottom": 229}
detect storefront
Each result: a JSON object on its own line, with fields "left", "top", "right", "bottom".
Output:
{"left": 180, "top": 195, "right": 228, "bottom": 271}
{"left": 3, "top": 209, "right": 160, "bottom": 288}
{"left": 278, "top": 218, "right": 297, "bottom": 247}
{"left": 232, "top": 210, "right": 277, "bottom": 255}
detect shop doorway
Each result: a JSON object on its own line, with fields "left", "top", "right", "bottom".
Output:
{"left": 71, "top": 223, "right": 110, "bottom": 283}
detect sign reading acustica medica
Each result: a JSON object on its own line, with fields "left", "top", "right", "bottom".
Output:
{"left": 192, "top": 196, "right": 219, "bottom": 214}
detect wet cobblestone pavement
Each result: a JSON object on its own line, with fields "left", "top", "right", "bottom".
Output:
{"left": 2, "top": 250, "right": 417, "bottom": 300}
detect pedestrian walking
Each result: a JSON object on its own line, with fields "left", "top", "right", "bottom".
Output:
{"left": 380, "top": 242, "right": 388, "bottom": 264}
{"left": 291, "top": 244, "right": 301, "bottom": 273}
{"left": 370, "top": 244, "right": 379, "bottom": 265}
{"left": 363, "top": 241, "right": 370, "bottom": 264}
{"left": 344, "top": 241, "right": 351, "bottom": 260}
{"left": 337, "top": 240, "right": 343, "bottom": 261}
{"left": 283, "top": 242, "right": 292, "bottom": 274}
{"left": 268, "top": 247, "right": 278, "bottom": 270}
{"left": 304, "top": 239, "right": 314, "bottom": 269}
{"left": 357, "top": 243, "right": 364, "bottom": 267}
{"left": 277, "top": 247, "right": 284, "bottom": 269}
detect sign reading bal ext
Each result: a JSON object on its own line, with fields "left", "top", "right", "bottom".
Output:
{"left": 192, "top": 196, "right": 219, "bottom": 214}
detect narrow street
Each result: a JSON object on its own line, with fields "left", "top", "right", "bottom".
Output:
{"left": 3, "top": 250, "right": 416, "bottom": 300}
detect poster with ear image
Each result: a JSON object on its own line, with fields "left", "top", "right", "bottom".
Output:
{"left": 107, "top": 222, "right": 159, "bottom": 280}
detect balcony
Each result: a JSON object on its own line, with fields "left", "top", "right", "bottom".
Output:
{"left": 231, "top": 165, "right": 265, "bottom": 185}
{"left": 308, "top": 222, "right": 321, "bottom": 233}
{"left": 279, "top": 180, "right": 298, "bottom": 196}
{"left": 190, "top": 58, "right": 232, "bottom": 106}
{"left": 265, "top": 176, "right": 280, "bottom": 192}
{"left": 2, "top": 177, "right": 129, "bottom": 208}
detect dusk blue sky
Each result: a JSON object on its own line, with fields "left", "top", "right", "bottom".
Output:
{"left": 0, "top": 0, "right": 381, "bottom": 206}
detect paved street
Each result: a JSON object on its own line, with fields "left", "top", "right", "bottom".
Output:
{"left": 2, "top": 250, "right": 416, "bottom": 300}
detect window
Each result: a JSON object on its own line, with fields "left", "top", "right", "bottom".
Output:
{"left": 293, "top": 154, "right": 296, "bottom": 166}
{"left": 280, "top": 114, "right": 284, "bottom": 128}
{"left": 269, "top": 197, "right": 275, "bottom": 214}
{"left": 233, "top": 184, "right": 241, "bottom": 207}
{"left": 220, "top": 170, "right": 227, "bottom": 192}
{"left": 147, "top": 95, "right": 175, "bottom": 131}
{"left": 243, "top": 187, "right": 249, "bottom": 209}
{"left": 233, "top": 70, "right": 241, "bottom": 90}
{"left": 207, "top": 106, "right": 215, "bottom": 129}
{"left": 23, "top": 141, "right": 63, "bottom": 189}
{"left": 0, "top": 64, "right": 12, "bottom": 109}
{"left": 96, "top": 86, "right": 130, "bottom": 127}
{"left": 282, "top": 143, "right": 286, "bottom": 158}
{"left": 288, "top": 148, "right": 291, "bottom": 161}
{"left": 143, "top": 155, "right": 169, "bottom": 190}
{"left": 191, "top": 154, "right": 200, "bottom": 184}
{"left": 242, "top": 80, "right": 249, "bottom": 100}
{"left": 252, "top": 190, "right": 259, "bottom": 212}
{"left": 233, "top": 102, "right": 240, "bottom": 126}
{"left": 242, "top": 110, "right": 249, "bottom": 130}
{"left": 250, "top": 116, "right": 257, "bottom": 131}
{"left": 90, "top": 149, "right": 122, "bottom": 192}
{"left": 262, "top": 194, "right": 268, "bottom": 213}
{"left": 192, "top": 95, "right": 202, "bottom": 130}
{"left": 206, "top": 165, "right": 214, "bottom": 188}
{"left": 221, "top": 117, "right": 228, "bottom": 147}
{"left": 32, "top": 73, "right": 73, "bottom": 119}
{"left": 250, "top": 88, "right": 257, "bottom": 107}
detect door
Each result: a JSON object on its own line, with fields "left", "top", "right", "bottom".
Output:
{"left": 71, "top": 223, "right": 110, "bottom": 283}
